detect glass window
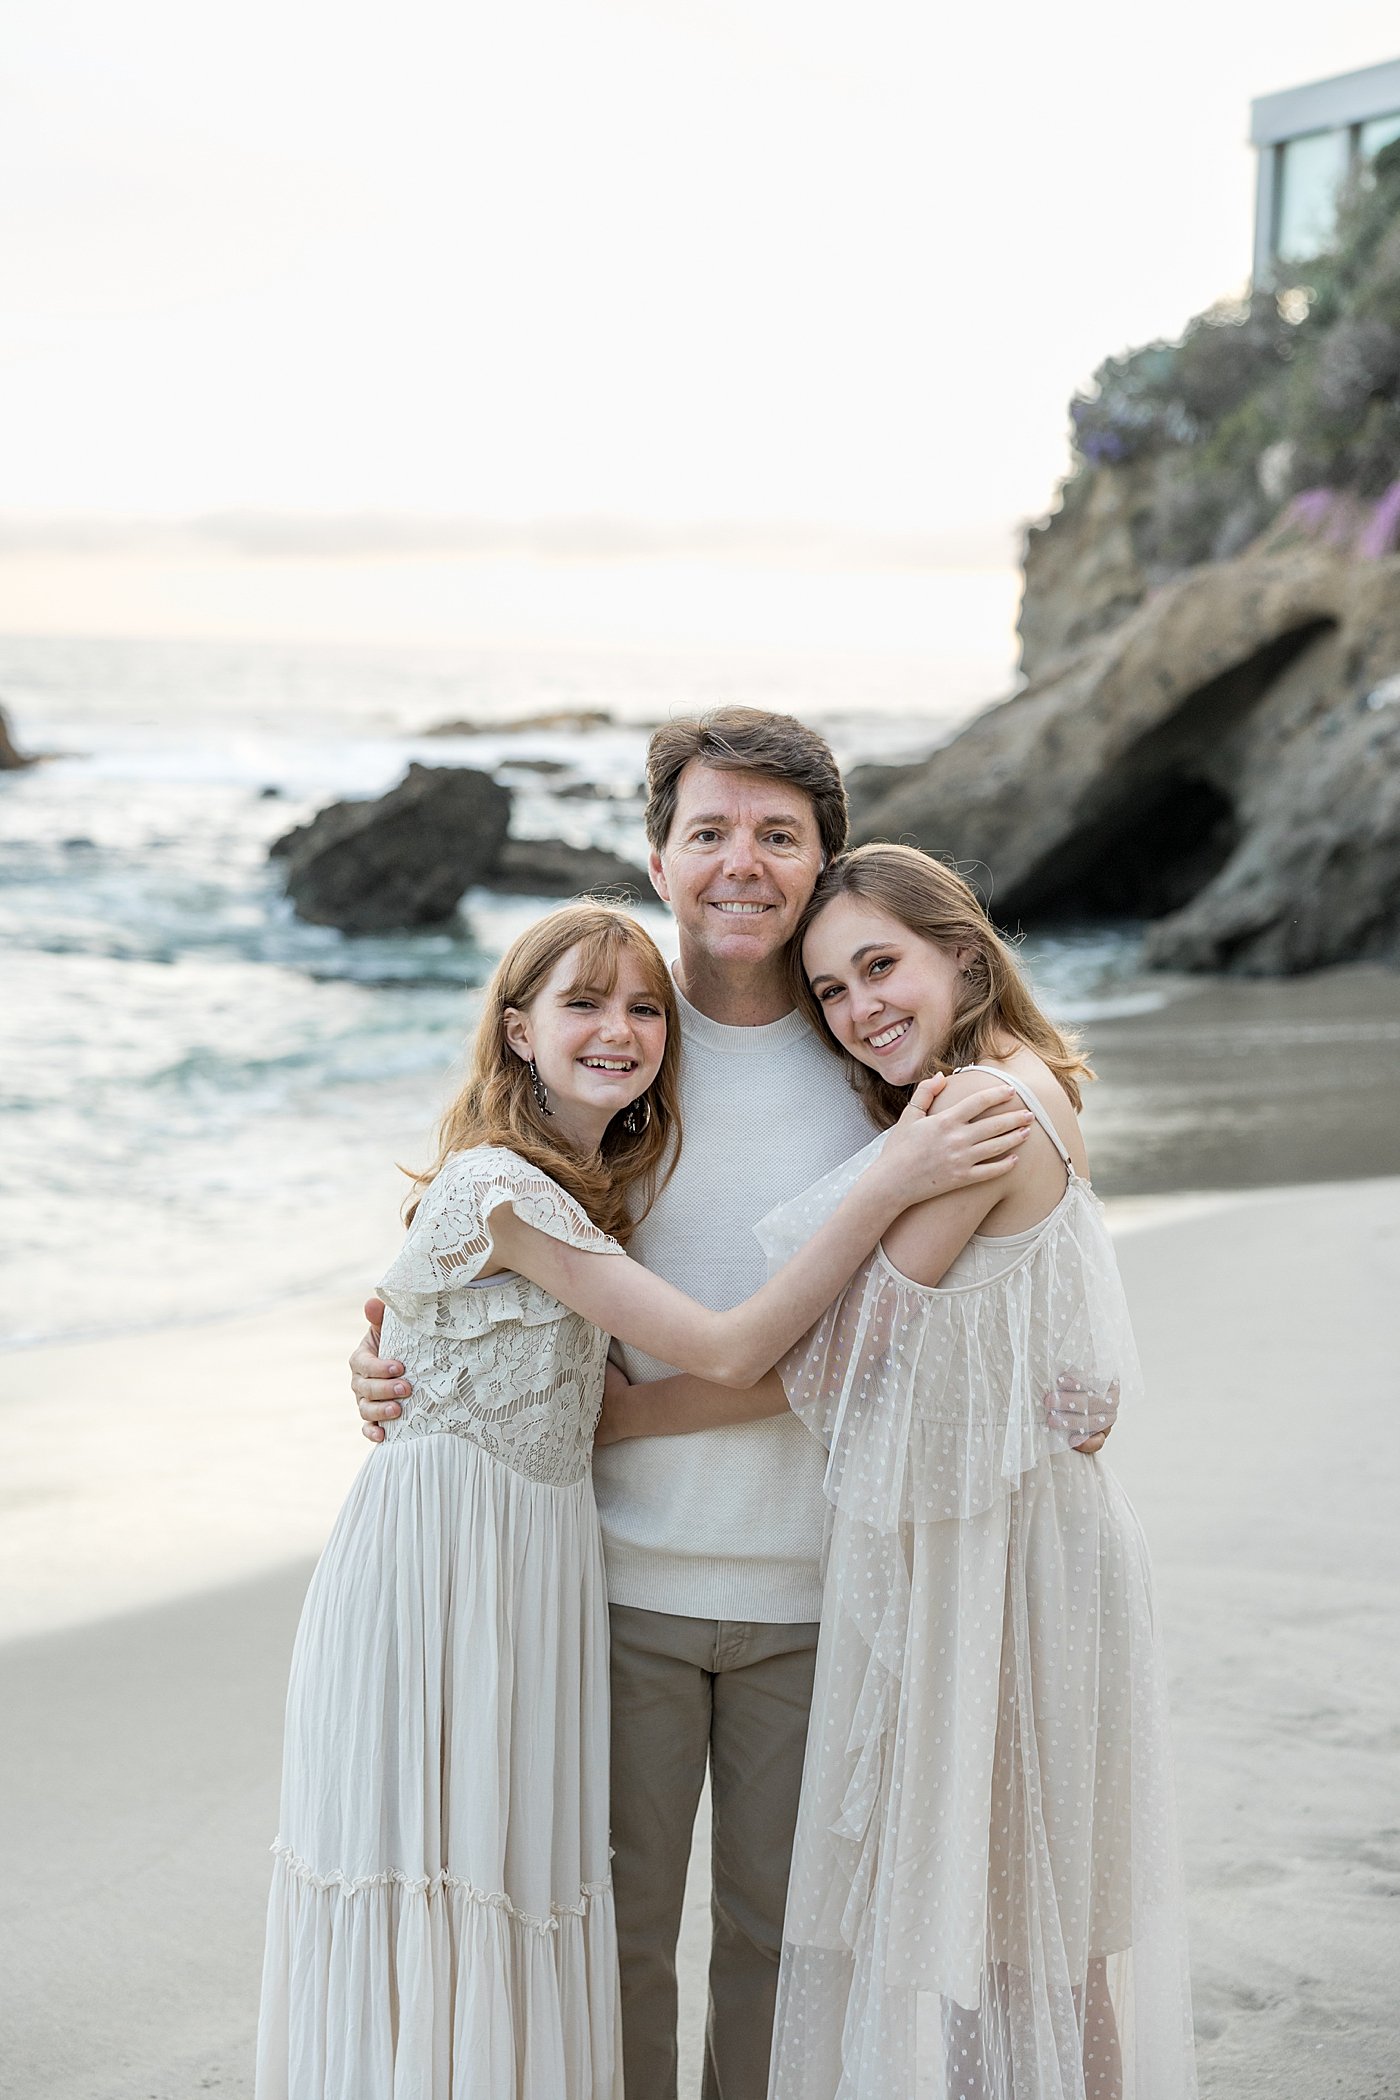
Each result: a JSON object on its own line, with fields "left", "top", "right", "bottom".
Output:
{"left": 1360, "top": 112, "right": 1400, "bottom": 160}
{"left": 1275, "top": 128, "right": 1350, "bottom": 261}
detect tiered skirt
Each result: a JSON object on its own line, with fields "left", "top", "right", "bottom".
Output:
{"left": 255, "top": 1429, "right": 621, "bottom": 2099}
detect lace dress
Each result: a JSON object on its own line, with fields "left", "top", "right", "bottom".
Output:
{"left": 757, "top": 1071, "right": 1196, "bottom": 2100}
{"left": 256, "top": 1147, "right": 625, "bottom": 2100}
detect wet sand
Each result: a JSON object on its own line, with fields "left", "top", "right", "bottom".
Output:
{"left": 1081, "top": 963, "right": 1400, "bottom": 1197}
{"left": 3, "top": 968, "right": 1399, "bottom": 2098}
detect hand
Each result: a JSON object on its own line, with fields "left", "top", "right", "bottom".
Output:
{"left": 352, "top": 1297, "right": 412, "bottom": 1443}
{"left": 880, "top": 1075, "right": 1033, "bottom": 1200}
{"left": 594, "top": 1360, "right": 633, "bottom": 1447}
{"left": 1043, "top": 1369, "right": 1119, "bottom": 1454}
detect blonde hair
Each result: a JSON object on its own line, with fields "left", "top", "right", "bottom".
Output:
{"left": 405, "top": 902, "right": 682, "bottom": 1241}
{"left": 792, "top": 844, "right": 1094, "bottom": 1126}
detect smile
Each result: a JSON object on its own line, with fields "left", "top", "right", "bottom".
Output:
{"left": 709, "top": 901, "right": 772, "bottom": 915}
{"left": 865, "top": 1019, "right": 913, "bottom": 1052}
{"left": 578, "top": 1057, "right": 638, "bottom": 1072}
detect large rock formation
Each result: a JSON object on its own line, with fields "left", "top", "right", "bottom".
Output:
{"left": 851, "top": 543, "right": 1400, "bottom": 975}
{"left": 273, "top": 764, "right": 511, "bottom": 931}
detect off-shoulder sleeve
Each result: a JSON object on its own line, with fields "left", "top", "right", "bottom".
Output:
{"left": 759, "top": 1163, "right": 1143, "bottom": 1531}
{"left": 379, "top": 1146, "right": 622, "bottom": 1337}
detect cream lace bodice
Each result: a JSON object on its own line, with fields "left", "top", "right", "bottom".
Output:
{"left": 376, "top": 1147, "right": 623, "bottom": 1488}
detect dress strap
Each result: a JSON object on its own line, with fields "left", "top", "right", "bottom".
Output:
{"left": 957, "top": 1064, "right": 1074, "bottom": 1173}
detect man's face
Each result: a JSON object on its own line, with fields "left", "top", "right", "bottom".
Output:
{"left": 649, "top": 762, "right": 827, "bottom": 972}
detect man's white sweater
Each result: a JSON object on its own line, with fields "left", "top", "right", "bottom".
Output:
{"left": 591, "top": 983, "right": 878, "bottom": 1623}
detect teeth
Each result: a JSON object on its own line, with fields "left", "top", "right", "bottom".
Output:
{"left": 712, "top": 902, "right": 769, "bottom": 914}
{"left": 581, "top": 1058, "right": 635, "bottom": 1070}
{"left": 868, "top": 1021, "right": 911, "bottom": 1049}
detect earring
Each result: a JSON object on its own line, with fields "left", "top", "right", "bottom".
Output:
{"left": 622, "top": 1093, "right": 652, "bottom": 1137}
{"left": 528, "top": 1059, "right": 552, "bottom": 1116}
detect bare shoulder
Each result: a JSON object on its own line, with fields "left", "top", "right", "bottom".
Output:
{"left": 988, "top": 1046, "right": 1089, "bottom": 1179}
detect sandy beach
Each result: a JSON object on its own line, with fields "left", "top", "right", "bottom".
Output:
{"left": 3, "top": 1078, "right": 1399, "bottom": 2095}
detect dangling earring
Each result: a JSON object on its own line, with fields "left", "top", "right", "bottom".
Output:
{"left": 623, "top": 1093, "right": 652, "bottom": 1137}
{"left": 528, "top": 1059, "right": 552, "bottom": 1116}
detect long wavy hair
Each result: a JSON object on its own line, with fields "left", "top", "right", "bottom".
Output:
{"left": 791, "top": 844, "right": 1094, "bottom": 1128}
{"left": 404, "top": 902, "right": 682, "bottom": 1242}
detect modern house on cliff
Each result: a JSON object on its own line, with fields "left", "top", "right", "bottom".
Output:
{"left": 1251, "top": 55, "right": 1400, "bottom": 283}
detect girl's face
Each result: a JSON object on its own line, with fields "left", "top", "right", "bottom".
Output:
{"left": 802, "top": 894, "right": 973, "bottom": 1086}
{"left": 504, "top": 943, "right": 668, "bottom": 1145}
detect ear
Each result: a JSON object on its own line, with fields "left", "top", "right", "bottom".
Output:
{"left": 502, "top": 1006, "right": 533, "bottom": 1062}
{"left": 648, "top": 847, "right": 671, "bottom": 907}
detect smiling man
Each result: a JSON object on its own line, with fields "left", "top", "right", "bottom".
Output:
{"left": 353, "top": 708, "right": 1040, "bottom": 2098}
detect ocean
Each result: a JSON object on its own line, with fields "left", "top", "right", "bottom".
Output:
{"left": 0, "top": 629, "right": 1167, "bottom": 1349}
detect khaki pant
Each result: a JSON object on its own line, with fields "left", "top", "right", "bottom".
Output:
{"left": 608, "top": 1604, "right": 820, "bottom": 2100}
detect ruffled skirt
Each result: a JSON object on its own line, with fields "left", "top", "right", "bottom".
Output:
{"left": 768, "top": 1455, "right": 1196, "bottom": 2100}
{"left": 255, "top": 1431, "right": 622, "bottom": 2100}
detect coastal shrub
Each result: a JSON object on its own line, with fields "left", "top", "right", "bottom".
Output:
{"left": 1054, "top": 138, "right": 1400, "bottom": 573}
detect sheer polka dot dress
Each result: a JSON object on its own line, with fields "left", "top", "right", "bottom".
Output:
{"left": 756, "top": 1072, "right": 1196, "bottom": 2100}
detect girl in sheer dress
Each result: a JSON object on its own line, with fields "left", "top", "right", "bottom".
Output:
{"left": 602, "top": 850, "right": 1197, "bottom": 2100}
{"left": 254, "top": 899, "right": 1028, "bottom": 2100}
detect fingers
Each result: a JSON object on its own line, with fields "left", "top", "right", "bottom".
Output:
{"left": 363, "top": 1296, "right": 386, "bottom": 1329}
{"left": 361, "top": 1422, "right": 387, "bottom": 1443}
{"left": 967, "top": 1114, "right": 1033, "bottom": 1161}
{"left": 906, "top": 1074, "right": 948, "bottom": 1113}
{"left": 350, "top": 1339, "right": 407, "bottom": 1383}
{"left": 358, "top": 1395, "right": 403, "bottom": 1426}
{"left": 963, "top": 1155, "right": 1020, "bottom": 1180}
{"left": 941, "top": 1082, "right": 1016, "bottom": 1124}
{"left": 354, "top": 1376, "right": 409, "bottom": 1408}
{"left": 1072, "top": 1433, "right": 1108, "bottom": 1454}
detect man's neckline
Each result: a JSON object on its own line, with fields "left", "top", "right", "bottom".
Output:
{"left": 672, "top": 972, "right": 814, "bottom": 1051}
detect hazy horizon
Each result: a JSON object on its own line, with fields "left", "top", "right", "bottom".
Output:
{"left": 4, "top": 2, "right": 1398, "bottom": 646}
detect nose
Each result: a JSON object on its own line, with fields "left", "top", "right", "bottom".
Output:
{"left": 597, "top": 1005, "right": 634, "bottom": 1043}
{"left": 720, "top": 829, "right": 762, "bottom": 880}
{"left": 850, "top": 983, "right": 885, "bottom": 1028}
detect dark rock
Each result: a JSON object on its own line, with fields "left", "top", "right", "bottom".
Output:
{"left": 425, "top": 709, "right": 614, "bottom": 737}
{"left": 498, "top": 757, "right": 572, "bottom": 775}
{"left": 273, "top": 764, "right": 512, "bottom": 931}
{"left": 257, "top": 784, "right": 283, "bottom": 799}
{"left": 0, "top": 703, "right": 36, "bottom": 770}
{"left": 480, "top": 837, "right": 651, "bottom": 899}
{"left": 844, "top": 761, "right": 926, "bottom": 834}
{"left": 851, "top": 546, "right": 1400, "bottom": 975}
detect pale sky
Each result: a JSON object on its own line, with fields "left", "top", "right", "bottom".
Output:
{"left": 1, "top": 1, "right": 1397, "bottom": 643}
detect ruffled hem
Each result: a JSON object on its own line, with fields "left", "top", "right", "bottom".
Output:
{"left": 379, "top": 1147, "right": 622, "bottom": 1342}
{"left": 270, "top": 1842, "right": 612, "bottom": 1936}
{"left": 257, "top": 1848, "right": 623, "bottom": 2099}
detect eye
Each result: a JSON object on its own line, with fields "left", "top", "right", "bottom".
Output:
{"left": 868, "top": 956, "right": 894, "bottom": 976}
{"left": 566, "top": 997, "right": 597, "bottom": 1010}
{"left": 818, "top": 983, "right": 845, "bottom": 1003}
{"left": 631, "top": 1003, "right": 661, "bottom": 1018}
{"left": 764, "top": 831, "right": 797, "bottom": 848}
{"left": 691, "top": 828, "right": 721, "bottom": 844}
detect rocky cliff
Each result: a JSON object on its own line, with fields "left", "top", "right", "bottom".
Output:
{"left": 856, "top": 144, "right": 1400, "bottom": 976}
{"left": 852, "top": 540, "right": 1400, "bottom": 974}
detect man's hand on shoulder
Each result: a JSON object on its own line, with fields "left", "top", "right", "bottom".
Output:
{"left": 351, "top": 1296, "right": 412, "bottom": 1442}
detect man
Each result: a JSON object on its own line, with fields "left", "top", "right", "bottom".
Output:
{"left": 353, "top": 708, "right": 1109, "bottom": 2097}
